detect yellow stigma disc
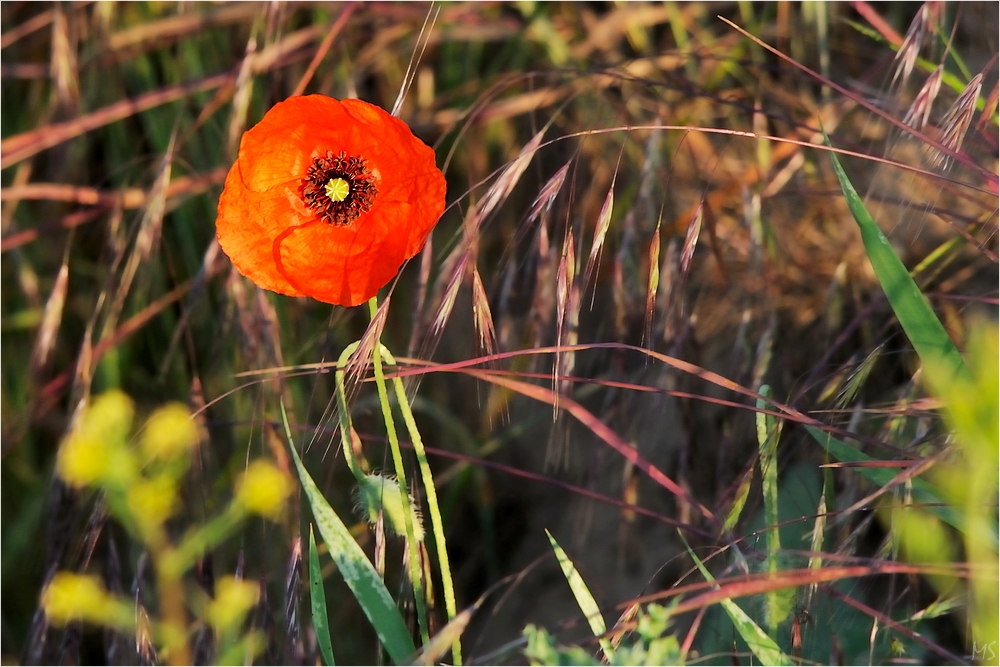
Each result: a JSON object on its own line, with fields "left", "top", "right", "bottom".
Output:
{"left": 325, "top": 177, "right": 350, "bottom": 202}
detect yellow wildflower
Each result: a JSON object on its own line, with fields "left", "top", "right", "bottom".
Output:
{"left": 140, "top": 402, "right": 201, "bottom": 463}
{"left": 42, "top": 572, "right": 123, "bottom": 627}
{"left": 235, "top": 460, "right": 292, "bottom": 519}
{"left": 207, "top": 577, "right": 260, "bottom": 635}
{"left": 56, "top": 391, "right": 137, "bottom": 488}
{"left": 126, "top": 475, "right": 178, "bottom": 529}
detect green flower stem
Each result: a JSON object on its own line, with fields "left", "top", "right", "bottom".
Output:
{"left": 367, "top": 296, "right": 429, "bottom": 646}
{"left": 154, "top": 502, "right": 246, "bottom": 663}
{"left": 379, "top": 345, "right": 461, "bottom": 665}
{"left": 164, "top": 503, "right": 244, "bottom": 579}
{"left": 144, "top": 519, "right": 199, "bottom": 666}
{"left": 154, "top": 579, "right": 190, "bottom": 667}
{"left": 118, "top": 490, "right": 190, "bottom": 665}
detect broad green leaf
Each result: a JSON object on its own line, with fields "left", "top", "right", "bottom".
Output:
{"left": 680, "top": 535, "right": 793, "bottom": 666}
{"left": 308, "top": 526, "right": 335, "bottom": 666}
{"left": 545, "top": 529, "right": 615, "bottom": 662}
{"left": 823, "top": 131, "right": 971, "bottom": 385}
{"left": 282, "top": 403, "right": 416, "bottom": 664}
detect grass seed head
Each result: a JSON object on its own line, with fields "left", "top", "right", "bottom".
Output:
{"left": 354, "top": 473, "right": 424, "bottom": 542}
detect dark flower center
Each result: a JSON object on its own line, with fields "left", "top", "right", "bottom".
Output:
{"left": 301, "top": 150, "right": 377, "bottom": 225}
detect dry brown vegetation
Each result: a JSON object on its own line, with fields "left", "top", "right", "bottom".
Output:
{"left": 2, "top": 2, "right": 997, "bottom": 665}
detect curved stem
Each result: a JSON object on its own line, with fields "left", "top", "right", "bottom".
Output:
{"left": 367, "top": 296, "right": 429, "bottom": 645}
{"left": 380, "top": 344, "right": 462, "bottom": 665}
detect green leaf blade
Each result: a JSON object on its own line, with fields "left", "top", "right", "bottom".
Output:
{"left": 545, "top": 529, "right": 615, "bottom": 662}
{"left": 823, "top": 133, "right": 971, "bottom": 384}
{"left": 680, "top": 535, "right": 793, "bottom": 666}
{"left": 804, "top": 425, "right": 986, "bottom": 540}
{"left": 308, "top": 526, "right": 336, "bottom": 666}
{"left": 756, "top": 386, "right": 790, "bottom": 629}
{"left": 283, "top": 404, "right": 416, "bottom": 664}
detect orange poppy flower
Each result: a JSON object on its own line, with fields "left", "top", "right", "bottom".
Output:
{"left": 216, "top": 95, "right": 446, "bottom": 307}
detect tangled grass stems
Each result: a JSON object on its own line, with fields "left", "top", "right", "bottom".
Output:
{"left": 3, "top": 2, "right": 997, "bottom": 664}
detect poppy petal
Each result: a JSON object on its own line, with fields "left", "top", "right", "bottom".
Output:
{"left": 275, "top": 162, "right": 446, "bottom": 306}
{"left": 216, "top": 95, "right": 446, "bottom": 307}
{"left": 217, "top": 160, "right": 306, "bottom": 296}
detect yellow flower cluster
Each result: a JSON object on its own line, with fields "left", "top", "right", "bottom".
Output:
{"left": 56, "top": 391, "right": 201, "bottom": 493}
{"left": 55, "top": 391, "right": 204, "bottom": 538}
{"left": 141, "top": 402, "right": 202, "bottom": 462}
{"left": 235, "top": 460, "right": 293, "bottom": 519}
{"left": 42, "top": 573, "right": 132, "bottom": 630}
{"left": 47, "top": 390, "right": 294, "bottom": 664}
{"left": 207, "top": 577, "right": 260, "bottom": 635}
{"left": 56, "top": 391, "right": 137, "bottom": 488}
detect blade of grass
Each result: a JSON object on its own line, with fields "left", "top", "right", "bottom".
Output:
{"left": 722, "top": 465, "right": 753, "bottom": 533}
{"left": 281, "top": 402, "right": 416, "bottom": 665}
{"left": 756, "top": 385, "right": 792, "bottom": 629}
{"left": 756, "top": 386, "right": 780, "bottom": 555}
{"left": 721, "top": 16, "right": 988, "bottom": 178}
{"left": 679, "top": 533, "right": 793, "bottom": 666}
{"left": 804, "top": 425, "right": 990, "bottom": 541}
{"left": 461, "top": 368, "right": 714, "bottom": 522}
{"left": 806, "top": 471, "right": 830, "bottom": 607}
{"left": 308, "top": 526, "right": 335, "bottom": 666}
{"left": 379, "top": 345, "right": 461, "bottom": 665}
{"left": 366, "top": 298, "right": 429, "bottom": 646}
{"left": 822, "top": 129, "right": 971, "bottom": 384}
{"left": 412, "top": 603, "right": 479, "bottom": 666}
{"left": 545, "top": 529, "right": 615, "bottom": 663}
{"left": 1, "top": 73, "right": 232, "bottom": 167}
